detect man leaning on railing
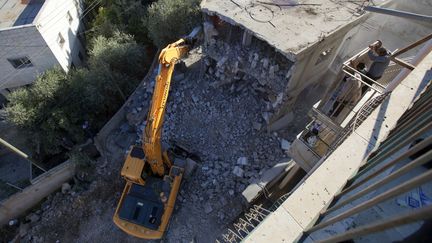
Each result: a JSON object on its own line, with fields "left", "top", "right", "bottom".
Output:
{"left": 366, "top": 40, "right": 391, "bottom": 82}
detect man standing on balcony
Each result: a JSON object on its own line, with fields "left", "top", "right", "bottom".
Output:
{"left": 366, "top": 40, "right": 391, "bottom": 82}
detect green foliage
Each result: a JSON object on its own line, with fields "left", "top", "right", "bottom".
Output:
{"left": 89, "top": 0, "right": 155, "bottom": 45}
{"left": 68, "top": 150, "right": 97, "bottom": 184}
{"left": 6, "top": 68, "right": 67, "bottom": 128}
{"left": 88, "top": 0, "right": 201, "bottom": 47}
{"left": 145, "top": 0, "right": 201, "bottom": 47}
{"left": 68, "top": 150, "right": 93, "bottom": 172}
{"left": 6, "top": 32, "right": 148, "bottom": 156}
{"left": 89, "top": 31, "right": 147, "bottom": 79}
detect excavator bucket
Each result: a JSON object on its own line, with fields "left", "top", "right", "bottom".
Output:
{"left": 168, "top": 140, "right": 200, "bottom": 179}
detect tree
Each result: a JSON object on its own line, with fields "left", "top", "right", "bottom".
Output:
{"left": 89, "top": 31, "right": 148, "bottom": 80}
{"left": 145, "top": 0, "right": 201, "bottom": 47}
{"left": 89, "top": 0, "right": 155, "bottom": 45}
{"left": 6, "top": 32, "right": 148, "bottom": 156}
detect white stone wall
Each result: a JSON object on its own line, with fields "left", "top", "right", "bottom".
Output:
{"left": 0, "top": 26, "right": 58, "bottom": 91}
{"left": 0, "top": 0, "right": 85, "bottom": 94}
{"left": 36, "top": 0, "right": 85, "bottom": 72}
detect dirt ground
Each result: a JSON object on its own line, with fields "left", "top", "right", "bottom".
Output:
{"left": 2, "top": 49, "right": 321, "bottom": 243}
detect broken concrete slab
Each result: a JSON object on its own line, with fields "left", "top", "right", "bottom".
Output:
{"left": 237, "top": 157, "right": 248, "bottom": 166}
{"left": 201, "top": 0, "right": 366, "bottom": 60}
{"left": 126, "top": 107, "right": 148, "bottom": 127}
{"left": 241, "top": 160, "right": 294, "bottom": 205}
{"left": 253, "top": 122, "right": 262, "bottom": 131}
{"left": 184, "top": 158, "right": 198, "bottom": 179}
{"left": 280, "top": 139, "right": 291, "bottom": 151}
{"left": 268, "top": 111, "right": 294, "bottom": 131}
{"left": 232, "top": 166, "right": 244, "bottom": 177}
{"left": 204, "top": 203, "right": 213, "bottom": 214}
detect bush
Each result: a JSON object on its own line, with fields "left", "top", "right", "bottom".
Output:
{"left": 89, "top": 0, "right": 155, "bottom": 45}
{"left": 89, "top": 31, "right": 148, "bottom": 79}
{"left": 68, "top": 150, "right": 93, "bottom": 173}
{"left": 145, "top": 0, "right": 201, "bottom": 47}
{"left": 6, "top": 32, "right": 148, "bottom": 156}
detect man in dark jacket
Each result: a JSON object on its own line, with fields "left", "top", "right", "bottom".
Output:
{"left": 366, "top": 40, "right": 391, "bottom": 81}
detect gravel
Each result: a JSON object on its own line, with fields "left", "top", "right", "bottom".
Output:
{"left": 8, "top": 49, "right": 291, "bottom": 243}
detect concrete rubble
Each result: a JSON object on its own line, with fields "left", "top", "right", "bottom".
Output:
{"left": 131, "top": 48, "right": 291, "bottom": 241}
{"left": 203, "top": 38, "right": 294, "bottom": 116}
{"left": 280, "top": 139, "right": 291, "bottom": 151}
{"left": 4, "top": 49, "right": 296, "bottom": 243}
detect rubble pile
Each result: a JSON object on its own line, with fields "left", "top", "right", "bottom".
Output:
{"left": 5, "top": 49, "right": 293, "bottom": 243}
{"left": 204, "top": 36, "right": 294, "bottom": 115}
{"left": 14, "top": 164, "right": 125, "bottom": 243}
{"left": 124, "top": 69, "right": 158, "bottom": 132}
{"left": 135, "top": 49, "right": 289, "bottom": 241}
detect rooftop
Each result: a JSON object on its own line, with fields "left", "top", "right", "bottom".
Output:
{"left": 0, "top": 0, "right": 45, "bottom": 29}
{"left": 201, "top": 0, "right": 370, "bottom": 57}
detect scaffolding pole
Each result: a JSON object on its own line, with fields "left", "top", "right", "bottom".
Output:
{"left": 0, "top": 137, "right": 46, "bottom": 172}
{"left": 364, "top": 6, "right": 432, "bottom": 23}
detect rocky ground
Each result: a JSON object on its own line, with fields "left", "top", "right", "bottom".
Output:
{"left": 2, "top": 48, "right": 314, "bottom": 243}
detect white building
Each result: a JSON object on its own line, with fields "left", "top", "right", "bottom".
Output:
{"left": 0, "top": 0, "right": 86, "bottom": 98}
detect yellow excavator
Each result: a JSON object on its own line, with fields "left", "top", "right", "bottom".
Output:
{"left": 113, "top": 27, "right": 201, "bottom": 239}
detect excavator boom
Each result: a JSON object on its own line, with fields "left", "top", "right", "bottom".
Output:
{"left": 143, "top": 40, "right": 191, "bottom": 176}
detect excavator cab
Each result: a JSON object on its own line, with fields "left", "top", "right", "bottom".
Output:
{"left": 114, "top": 145, "right": 186, "bottom": 239}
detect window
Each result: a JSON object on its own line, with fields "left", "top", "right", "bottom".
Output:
{"left": 7, "top": 57, "right": 33, "bottom": 69}
{"left": 57, "top": 33, "right": 65, "bottom": 48}
{"left": 67, "top": 11, "right": 73, "bottom": 24}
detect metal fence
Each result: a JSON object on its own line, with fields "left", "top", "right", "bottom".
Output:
{"left": 301, "top": 82, "right": 432, "bottom": 242}
{"left": 216, "top": 205, "right": 272, "bottom": 243}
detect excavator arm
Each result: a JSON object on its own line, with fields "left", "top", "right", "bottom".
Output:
{"left": 143, "top": 39, "right": 192, "bottom": 176}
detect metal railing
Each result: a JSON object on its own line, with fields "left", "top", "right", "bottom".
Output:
{"left": 342, "top": 64, "right": 386, "bottom": 93}
{"left": 301, "top": 82, "right": 432, "bottom": 242}
{"left": 329, "top": 92, "right": 389, "bottom": 150}
{"left": 216, "top": 205, "right": 272, "bottom": 243}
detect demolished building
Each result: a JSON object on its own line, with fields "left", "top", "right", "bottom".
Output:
{"left": 201, "top": 0, "right": 375, "bottom": 131}
{"left": 215, "top": 0, "right": 432, "bottom": 242}
{"left": 1, "top": 0, "right": 432, "bottom": 242}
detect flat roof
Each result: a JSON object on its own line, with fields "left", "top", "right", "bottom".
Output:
{"left": 201, "top": 0, "right": 367, "bottom": 57}
{"left": 0, "top": 0, "right": 45, "bottom": 29}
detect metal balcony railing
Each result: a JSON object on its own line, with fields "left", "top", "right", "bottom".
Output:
{"left": 300, "top": 82, "right": 432, "bottom": 242}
